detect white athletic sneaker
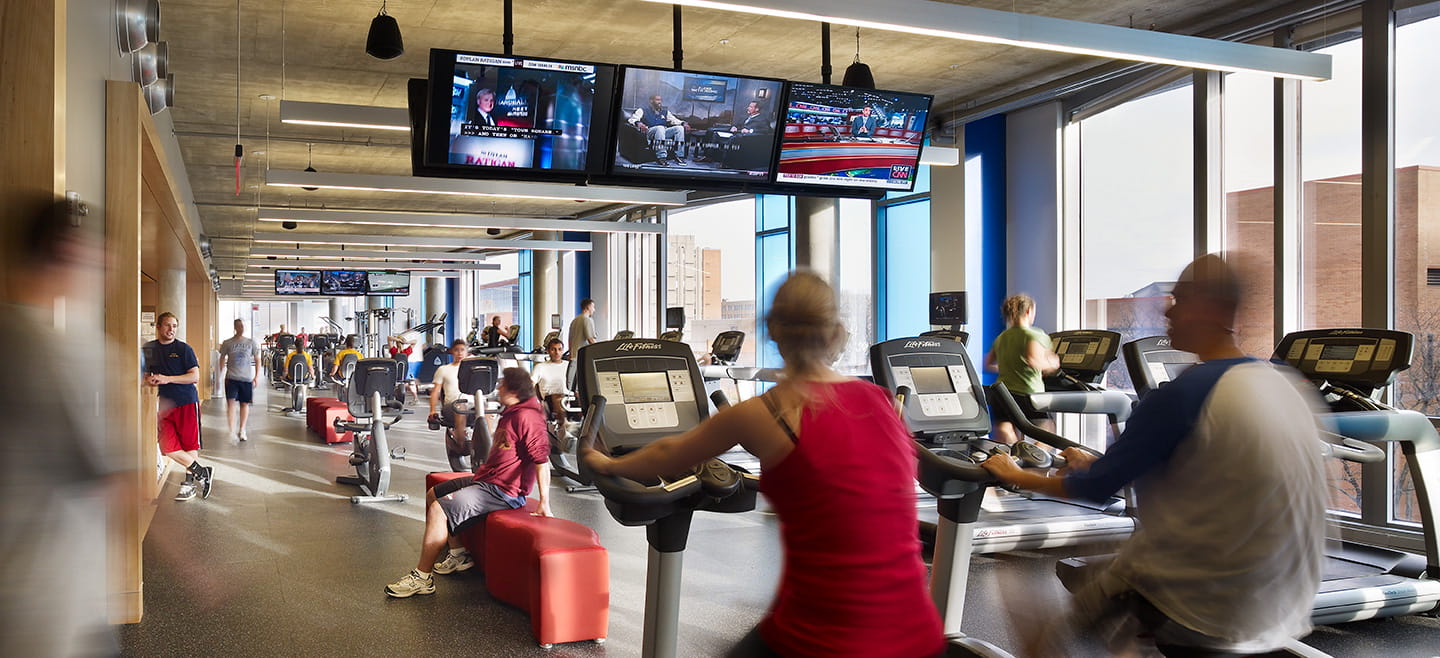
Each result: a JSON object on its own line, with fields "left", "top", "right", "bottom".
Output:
{"left": 238, "top": 430, "right": 248, "bottom": 442}
{"left": 174, "top": 481, "right": 197, "bottom": 501}
{"left": 433, "top": 551, "right": 474, "bottom": 575}
{"left": 384, "top": 570, "right": 436, "bottom": 598}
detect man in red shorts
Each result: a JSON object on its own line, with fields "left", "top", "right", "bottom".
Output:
{"left": 144, "top": 312, "right": 213, "bottom": 501}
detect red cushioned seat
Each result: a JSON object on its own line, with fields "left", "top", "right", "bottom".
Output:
{"left": 305, "top": 397, "right": 330, "bottom": 433}
{"left": 320, "top": 403, "right": 354, "bottom": 444}
{"left": 485, "top": 511, "right": 609, "bottom": 648}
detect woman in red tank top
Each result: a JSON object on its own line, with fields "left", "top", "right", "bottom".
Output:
{"left": 582, "top": 271, "right": 944, "bottom": 658}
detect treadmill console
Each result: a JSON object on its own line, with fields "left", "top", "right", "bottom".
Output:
{"left": 576, "top": 339, "right": 707, "bottom": 452}
{"left": 709, "top": 331, "right": 745, "bottom": 365}
{"left": 870, "top": 337, "right": 989, "bottom": 441}
{"left": 347, "top": 358, "right": 401, "bottom": 418}
{"left": 1123, "top": 336, "right": 1198, "bottom": 399}
{"left": 1049, "top": 330, "right": 1121, "bottom": 385}
{"left": 1273, "top": 328, "right": 1413, "bottom": 396}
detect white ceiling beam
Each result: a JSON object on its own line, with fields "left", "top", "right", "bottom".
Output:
{"left": 256, "top": 207, "right": 666, "bottom": 234}
{"left": 252, "top": 232, "right": 590, "bottom": 251}
{"left": 642, "top": 0, "right": 1332, "bottom": 80}
{"left": 265, "top": 169, "right": 689, "bottom": 206}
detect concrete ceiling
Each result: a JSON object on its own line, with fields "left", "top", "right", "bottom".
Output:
{"left": 162, "top": 0, "right": 1305, "bottom": 282}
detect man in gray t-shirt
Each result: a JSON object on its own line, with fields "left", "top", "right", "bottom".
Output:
{"left": 566, "top": 298, "right": 598, "bottom": 389}
{"left": 218, "top": 319, "right": 260, "bottom": 440}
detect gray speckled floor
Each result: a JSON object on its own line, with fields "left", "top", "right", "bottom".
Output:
{"left": 119, "top": 384, "right": 1440, "bottom": 657}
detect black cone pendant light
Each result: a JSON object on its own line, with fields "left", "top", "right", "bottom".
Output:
{"left": 842, "top": 28, "right": 874, "bottom": 89}
{"left": 302, "top": 143, "right": 318, "bottom": 191}
{"left": 366, "top": 1, "right": 404, "bottom": 60}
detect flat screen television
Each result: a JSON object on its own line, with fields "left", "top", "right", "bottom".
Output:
{"left": 610, "top": 67, "right": 784, "bottom": 183}
{"left": 929, "top": 291, "right": 966, "bottom": 325}
{"left": 424, "top": 49, "right": 617, "bottom": 178}
{"left": 774, "top": 82, "right": 932, "bottom": 191}
{"left": 321, "top": 270, "right": 368, "bottom": 296}
{"left": 366, "top": 270, "right": 411, "bottom": 296}
{"left": 274, "top": 269, "right": 321, "bottom": 296}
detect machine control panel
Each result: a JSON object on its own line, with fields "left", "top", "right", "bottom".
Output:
{"left": 869, "top": 338, "right": 990, "bottom": 440}
{"left": 889, "top": 364, "right": 978, "bottom": 418}
{"left": 1122, "top": 336, "right": 1198, "bottom": 399}
{"left": 595, "top": 369, "right": 695, "bottom": 430}
{"left": 1049, "top": 330, "right": 1121, "bottom": 384}
{"left": 1274, "top": 329, "right": 1412, "bottom": 392}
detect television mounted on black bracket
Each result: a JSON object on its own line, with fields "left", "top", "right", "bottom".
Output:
{"left": 608, "top": 66, "right": 785, "bottom": 186}
{"left": 366, "top": 270, "right": 411, "bottom": 296}
{"left": 274, "top": 269, "right": 322, "bottom": 296}
{"left": 423, "top": 49, "right": 619, "bottom": 182}
{"left": 321, "top": 269, "right": 369, "bottom": 296}
{"left": 929, "top": 291, "right": 966, "bottom": 326}
{"left": 773, "top": 81, "right": 932, "bottom": 193}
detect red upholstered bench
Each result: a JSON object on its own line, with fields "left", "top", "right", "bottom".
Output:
{"left": 305, "top": 397, "right": 332, "bottom": 433}
{"left": 319, "top": 401, "right": 354, "bottom": 444}
{"left": 424, "top": 472, "right": 609, "bottom": 648}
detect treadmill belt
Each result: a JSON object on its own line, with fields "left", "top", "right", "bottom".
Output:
{"left": 1321, "top": 555, "right": 1388, "bottom": 582}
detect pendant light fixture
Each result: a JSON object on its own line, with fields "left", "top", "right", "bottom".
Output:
{"left": 302, "top": 143, "right": 318, "bottom": 191}
{"left": 841, "top": 27, "right": 874, "bottom": 89}
{"left": 366, "top": 1, "right": 404, "bottom": 60}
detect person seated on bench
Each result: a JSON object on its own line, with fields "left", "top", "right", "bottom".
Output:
{"left": 283, "top": 336, "right": 314, "bottom": 384}
{"left": 331, "top": 336, "right": 363, "bottom": 381}
{"left": 428, "top": 340, "right": 474, "bottom": 466}
{"left": 385, "top": 367, "right": 553, "bottom": 598}
{"left": 531, "top": 337, "right": 571, "bottom": 437}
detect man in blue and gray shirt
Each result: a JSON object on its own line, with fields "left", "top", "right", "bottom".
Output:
{"left": 218, "top": 318, "right": 260, "bottom": 441}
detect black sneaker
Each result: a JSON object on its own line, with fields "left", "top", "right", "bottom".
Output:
{"left": 198, "top": 466, "right": 214, "bottom": 499}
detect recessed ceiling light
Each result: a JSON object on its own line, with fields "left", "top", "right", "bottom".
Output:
{"left": 258, "top": 93, "right": 276, "bottom": 101}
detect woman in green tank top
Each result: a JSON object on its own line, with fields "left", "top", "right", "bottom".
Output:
{"left": 984, "top": 294, "right": 1060, "bottom": 445}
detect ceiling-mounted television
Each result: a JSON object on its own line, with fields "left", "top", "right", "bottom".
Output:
{"left": 610, "top": 66, "right": 784, "bottom": 183}
{"left": 366, "top": 270, "right": 411, "bottom": 296}
{"left": 774, "top": 82, "right": 932, "bottom": 192}
{"left": 321, "top": 269, "right": 368, "bottom": 296}
{"left": 424, "top": 49, "right": 618, "bottom": 179}
{"left": 274, "top": 269, "right": 321, "bottom": 296}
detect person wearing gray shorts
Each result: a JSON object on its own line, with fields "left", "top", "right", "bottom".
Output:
{"left": 385, "top": 367, "right": 553, "bottom": 598}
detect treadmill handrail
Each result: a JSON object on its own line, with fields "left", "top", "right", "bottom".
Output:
{"left": 988, "top": 385, "right": 1102, "bottom": 458}
{"left": 577, "top": 396, "right": 705, "bottom": 506}
{"left": 1317, "top": 430, "right": 1386, "bottom": 463}
{"left": 1324, "top": 410, "right": 1440, "bottom": 571}
{"left": 1028, "top": 389, "right": 1133, "bottom": 424}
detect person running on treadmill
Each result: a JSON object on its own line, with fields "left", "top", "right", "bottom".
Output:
{"left": 429, "top": 340, "right": 474, "bottom": 468}
{"left": 983, "top": 293, "right": 1060, "bottom": 445}
{"left": 981, "top": 254, "right": 1327, "bottom": 656}
{"left": 581, "top": 270, "right": 945, "bottom": 657}
{"left": 386, "top": 368, "right": 552, "bottom": 598}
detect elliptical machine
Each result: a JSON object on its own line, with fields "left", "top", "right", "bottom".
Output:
{"left": 335, "top": 358, "right": 408, "bottom": 504}
{"left": 574, "top": 338, "right": 758, "bottom": 658}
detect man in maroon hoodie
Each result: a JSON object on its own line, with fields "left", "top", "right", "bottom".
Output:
{"left": 386, "top": 368, "right": 552, "bottom": 598}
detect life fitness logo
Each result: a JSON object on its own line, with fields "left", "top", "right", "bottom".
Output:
{"left": 615, "top": 342, "right": 662, "bottom": 352}
{"left": 903, "top": 340, "right": 943, "bottom": 350}
{"left": 1155, "top": 338, "right": 1172, "bottom": 347}
{"left": 1328, "top": 329, "right": 1365, "bottom": 336}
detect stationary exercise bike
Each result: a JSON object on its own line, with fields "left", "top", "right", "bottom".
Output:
{"left": 429, "top": 357, "right": 500, "bottom": 472}
{"left": 334, "top": 358, "right": 408, "bottom": 504}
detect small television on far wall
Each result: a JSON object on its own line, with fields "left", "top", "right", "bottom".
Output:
{"left": 321, "top": 270, "right": 368, "bottom": 296}
{"left": 366, "top": 270, "right": 411, "bottom": 296}
{"left": 775, "top": 81, "right": 932, "bottom": 192}
{"left": 929, "top": 291, "right": 966, "bottom": 326}
{"left": 274, "top": 269, "right": 321, "bottom": 296}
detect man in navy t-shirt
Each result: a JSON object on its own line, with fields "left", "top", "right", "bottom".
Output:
{"left": 144, "top": 312, "right": 214, "bottom": 501}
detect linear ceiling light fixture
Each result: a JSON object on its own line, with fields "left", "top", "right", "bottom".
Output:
{"left": 279, "top": 100, "right": 412, "bottom": 132}
{"left": 252, "top": 232, "right": 593, "bottom": 251}
{"left": 248, "top": 259, "right": 500, "bottom": 271}
{"left": 917, "top": 145, "right": 958, "bottom": 167}
{"left": 256, "top": 207, "right": 668, "bottom": 234}
{"left": 640, "top": 0, "right": 1331, "bottom": 80}
{"left": 251, "top": 249, "right": 493, "bottom": 261}
{"left": 265, "top": 170, "right": 689, "bottom": 206}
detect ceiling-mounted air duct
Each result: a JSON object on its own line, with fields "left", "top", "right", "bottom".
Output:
{"left": 115, "top": 0, "right": 161, "bottom": 54}
{"left": 132, "top": 41, "right": 168, "bottom": 86}
{"left": 145, "top": 74, "right": 175, "bottom": 115}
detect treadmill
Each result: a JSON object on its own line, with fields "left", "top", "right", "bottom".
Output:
{"left": 1273, "top": 328, "right": 1440, "bottom": 624}
{"left": 1069, "top": 330, "right": 1440, "bottom": 627}
{"left": 871, "top": 337, "right": 1130, "bottom": 554}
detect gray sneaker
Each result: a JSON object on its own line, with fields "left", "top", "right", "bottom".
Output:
{"left": 175, "top": 481, "right": 197, "bottom": 501}
{"left": 384, "top": 570, "right": 436, "bottom": 598}
{"left": 433, "top": 551, "right": 474, "bottom": 575}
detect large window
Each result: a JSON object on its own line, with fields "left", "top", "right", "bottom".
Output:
{"left": 835, "top": 198, "right": 874, "bottom": 375}
{"left": 1078, "top": 85, "right": 1194, "bottom": 395}
{"left": 1221, "top": 72, "right": 1276, "bottom": 358}
{"left": 475, "top": 253, "right": 520, "bottom": 336}
{"left": 879, "top": 200, "right": 931, "bottom": 339}
{"left": 665, "top": 199, "right": 758, "bottom": 370}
